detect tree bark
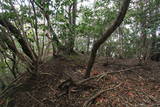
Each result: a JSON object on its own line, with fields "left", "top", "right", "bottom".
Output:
{"left": 0, "top": 18, "right": 37, "bottom": 62}
{"left": 67, "top": 0, "right": 77, "bottom": 54}
{"left": 84, "top": 0, "right": 131, "bottom": 78}
{"left": 32, "top": 0, "right": 62, "bottom": 52}
{"left": 0, "top": 30, "right": 32, "bottom": 64}
{"left": 87, "top": 35, "right": 90, "bottom": 53}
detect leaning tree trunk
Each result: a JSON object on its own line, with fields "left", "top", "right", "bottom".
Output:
{"left": 84, "top": 0, "right": 131, "bottom": 78}
{"left": 0, "top": 17, "right": 37, "bottom": 62}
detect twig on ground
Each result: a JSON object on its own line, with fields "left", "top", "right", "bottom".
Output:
{"left": 26, "top": 92, "right": 44, "bottom": 106}
{"left": 97, "top": 73, "right": 108, "bottom": 81}
{"left": 77, "top": 74, "right": 103, "bottom": 85}
{"left": 40, "top": 72, "right": 57, "bottom": 76}
{"left": 83, "top": 83, "right": 122, "bottom": 107}
{"left": 141, "top": 91, "right": 157, "bottom": 102}
{"left": 151, "top": 101, "right": 160, "bottom": 106}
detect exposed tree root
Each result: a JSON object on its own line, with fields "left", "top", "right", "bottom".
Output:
{"left": 83, "top": 83, "right": 122, "bottom": 107}
{"left": 78, "top": 66, "right": 141, "bottom": 85}
{"left": 57, "top": 66, "right": 141, "bottom": 99}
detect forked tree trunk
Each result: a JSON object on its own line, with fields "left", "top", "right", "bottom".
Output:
{"left": 84, "top": 0, "right": 131, "bottom": 78}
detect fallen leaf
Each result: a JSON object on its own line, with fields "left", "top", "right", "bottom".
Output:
{"left": 96, "top": 97, "right": 106, "bottom": 103}
{"left": 92, "top": 70, "right": 100, "bottom": 75}
{"left": 128, "top": 92, "right": 134, "bottom": 97}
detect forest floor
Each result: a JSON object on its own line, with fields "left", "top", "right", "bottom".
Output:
{"left": 1, "top": 55, "right": 160, "bottom": 107}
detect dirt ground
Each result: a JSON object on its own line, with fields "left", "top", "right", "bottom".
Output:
{"left": 1, "top": 55, "right": 160, "bottom": 107}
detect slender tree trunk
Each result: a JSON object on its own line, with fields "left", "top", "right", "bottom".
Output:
{"left": 30, "top": 0, "right": 40, "bottom": 58}
{"left": 119, "top": 27, "right": 124, "bottom": 58}
{"left": 141, "top": 28, "right": 147, "bottom": 60}
{"left": 84, "top": 0, "right": 131, "bottom": 78}
{"left": 67, "top": 0, "right": 77, "bottom": 54}
{"left": 151, "top": 33, "right": 157, "bottom": 54}
{"left": 87, "top": 35, "right": 90, "bottom": 53}
{"left": 32, "top": 0, "right": 62, "bottom": 53}
{"left": 11, "top": 53, "right": 18, "bottom": 78}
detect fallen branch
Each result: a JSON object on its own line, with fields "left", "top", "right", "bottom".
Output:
{"left": 83, "top": 83, "right": 122, "bottom": 107}
{"left": 76, "top": 74, "right": 103, "bottom": 85}
{"left": 104, "top": 66, "right": 141, "bottom": 75}
{"left": 77, "top": 66, "right": 141, "bottom": 85}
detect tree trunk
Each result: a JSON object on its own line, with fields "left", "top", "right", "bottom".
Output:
{"left": 67, "top": 0, "right": 77, "bottom": 54}
{"left": 84, "top": 0, "right": 131, "bottom": 78}
{"left": 32, "top": 0, "right": 62, "bottom": 55}
{"left": 0, "top": 30, "right": 32, "bottom": 64}
{"left": 87, "top": 35, "right": 90, "bottom": 53}
{"left": 0, "top": 18, "right": 37, "bottom": 62}
{"left": 151, "top": 33, "right": 157, "bottom": 53}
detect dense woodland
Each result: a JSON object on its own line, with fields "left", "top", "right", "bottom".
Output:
{"left": 0, "top": 0, "right": 160, "bottom": 107}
